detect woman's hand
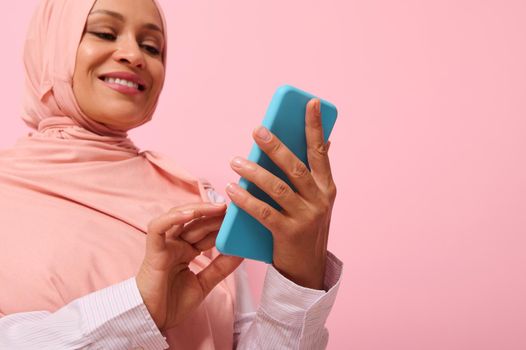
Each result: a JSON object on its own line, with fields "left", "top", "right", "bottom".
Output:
{"left": 136, "top": 203, "right": 243, "bottom": 331}
{"left": 226, "top": 98, "right": 336, "bottom": 290}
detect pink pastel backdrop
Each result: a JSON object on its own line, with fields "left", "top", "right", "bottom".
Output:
{"left": 1, "top": 0, "right": 525, "bottom": 349}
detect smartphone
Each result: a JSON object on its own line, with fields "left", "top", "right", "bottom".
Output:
{"left": 216, "top": 85, "right": 338, "bottom": 263}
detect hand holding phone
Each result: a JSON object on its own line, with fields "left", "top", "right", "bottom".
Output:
{"left": 216, "top": 85, "right": 337, "bottom": 288}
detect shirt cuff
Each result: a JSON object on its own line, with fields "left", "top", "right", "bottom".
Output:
{"left": 78, "top": 277, "right": 169, "bottom": 350}
{"left": 259, "top": 251, "right": 343, "bottom": 327}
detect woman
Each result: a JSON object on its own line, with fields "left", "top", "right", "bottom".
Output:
{"left": 0, "top": 0, "right": 342, "bottom": 348}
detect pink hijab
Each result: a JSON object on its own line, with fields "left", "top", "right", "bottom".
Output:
{"left": 0, "top": 0, "right": 235, "bottom": 348}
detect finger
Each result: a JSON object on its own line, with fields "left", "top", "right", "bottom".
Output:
{"left": 252, "top": 126, "right": 319, "bottom": 202}
{"left": 305, "top": 98, "right": 334, "bottom": 187}
{"left": 147, "top": 203, "right": 226, "bottom": 251}
{"left": 179, "top": 216, "right": 223, "bottom": 244}
{"left": 167, "top": 202, "right": 227, "bottom": 220}
{"left": 166, "top": 240, "right": 201, "bottom": 264}
{"left": 165, "top": 224, "right": 185, "bottom": 241}
{"left": 147, "top": 210, "right": 196, "bottom": 251}
{"left": 192, "top": 231, "right": 219, "bottom": 251}
{"left": 229, "top": 156, "right": 305, "bottom": 213}
{"left": 197, "top": 254, "right": 244, "bottom": 295}
{"left": 225, "top": 182, "right": 288, "bottom": 233}
{"left": 165, "top": 203, "right": 226, "bottom": 241}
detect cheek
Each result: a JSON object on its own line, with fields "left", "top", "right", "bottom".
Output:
{"left": 73, "top": 42, "right": 103, "bottom": 86}
{"left": 72, "top": 43, "right": 107, "bottom": 117}
{"left": 150, "top": 62, "right": 165, "bottom": 93}
{"left": 73, "top": 56, "right": 89, "bottom": 91}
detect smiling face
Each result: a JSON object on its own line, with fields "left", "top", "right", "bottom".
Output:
{"left": 72, "top": 0, "right": 165, "bottom": 130}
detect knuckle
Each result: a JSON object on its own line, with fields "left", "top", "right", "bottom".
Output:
{"left": 259, "top": 205, "right": 273, "bottom": 222}
{"left": 312, "top": 142, "right": 329, "bottom": 157}
{"left": 291, "top": 161, "right": 309, "bottom": 178}
{"left": 269, "top": 140, "right": 282, "bottom": 155}
{"left": 328, "top": 183, "right": 337, "bottom": 200}
{"left": 272, "top": 180, "right": 289, "bottom": 198}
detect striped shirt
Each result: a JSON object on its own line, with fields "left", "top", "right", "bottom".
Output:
{"left": 0, "top": 252, "right": 342, "bottom": 349}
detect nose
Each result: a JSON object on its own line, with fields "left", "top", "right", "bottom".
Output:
{"left": 113, "top": 35, "right": 145, "bottom": 69}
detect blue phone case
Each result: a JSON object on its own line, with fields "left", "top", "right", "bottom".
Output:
{"left": 216, "top": 85, "right": 338, "bottom": 263}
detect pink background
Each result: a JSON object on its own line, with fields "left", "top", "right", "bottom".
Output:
{"left": 2, "top": 0, "right": 525, "bottom": 349}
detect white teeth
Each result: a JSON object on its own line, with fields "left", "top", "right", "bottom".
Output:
{"left": 103, "top": 77, "right": 140, "bottom": 90}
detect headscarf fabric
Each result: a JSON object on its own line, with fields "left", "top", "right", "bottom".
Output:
{"left": 0, "top": 0, "right": 235, "bottom": 348}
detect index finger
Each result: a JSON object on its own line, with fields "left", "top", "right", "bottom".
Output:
{"left": 305, "top": 98, "right": 333, "bottom": 187}
{"left": 147, "top": 203, "right": 227, "bottom": 251}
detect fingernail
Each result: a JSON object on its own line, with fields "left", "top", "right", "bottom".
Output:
{"left": 211, "top": 198, "right": 226, "bottom": 206}
{"left": 226, "top": 182, "right": 242, "bottom": 196}
{"left": 315, "top": 99, "right": 321, "bottom": 113}
{"left": 231, "top": 156, "right": 256, "bottom": 171}
{"left": 207, "top": 189, "right": 226, "bottom": 205}
{"left": 180, "top": 209, "right": 194, "bottom": 216}
{"left": 230, "top": 156, "right": 246, "bottom": 169}
{"left": 255, "top": 126, "right": 271, "bottom": 142}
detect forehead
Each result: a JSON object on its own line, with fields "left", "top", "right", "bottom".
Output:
{"left": 89, "top": 0, "right": 163, "bottom": 29}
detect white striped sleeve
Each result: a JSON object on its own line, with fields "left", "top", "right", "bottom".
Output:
{"left": 235, "top": 251, "right": 343, "bottom": 350}
{"left": 0, "top": 277, "right": 169, "bottom": 350}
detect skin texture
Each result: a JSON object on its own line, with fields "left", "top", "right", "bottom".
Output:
{"left": 73, "top": 0, "right": 165, "bottom": 130}
{"left": 71, "top": 0, "right": 337, "bottom": 332}
{"left": 226, "top": 98, "right": 336, "bottom": 290}
{"left": 136, "top": 203, "right": 243, "bottom": 330}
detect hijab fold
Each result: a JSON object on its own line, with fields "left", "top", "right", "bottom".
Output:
{"left": 0, "top": 1, "right": 235, "bottom": 348}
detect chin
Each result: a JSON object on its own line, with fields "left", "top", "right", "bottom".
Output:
{"left": 101, "top": 100, "right": 146, "bottom": 118}
{"left": 93, "top": 110, "right": 145, "bottom": 130}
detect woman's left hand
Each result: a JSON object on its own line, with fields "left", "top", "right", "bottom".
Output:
{"left": 226, "top": 98, "right": 337, "bottom": 290}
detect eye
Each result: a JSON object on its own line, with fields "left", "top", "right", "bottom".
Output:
{"left": 90, "top": 32, "right": 117, "bottom": 41}
{"left": 141, "top": 44, "right": 161, "bottom": 56}
{"left": 89, "top": 32, "right": 161, "bottom": 56}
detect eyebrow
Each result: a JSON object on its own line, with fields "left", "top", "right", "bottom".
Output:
{"left": 88, "top": 9, "right": 163, "bottom": 34}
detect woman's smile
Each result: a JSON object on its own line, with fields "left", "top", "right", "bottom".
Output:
{"left": 98, "top": 71, "right": 147, "bottom": 96}
{"left": 100, "top": 77, "right": 142, "bottom": 95}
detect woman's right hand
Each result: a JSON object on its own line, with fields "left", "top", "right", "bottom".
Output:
{"left": 136, "top": 203, "right": 243, "bottom": 331}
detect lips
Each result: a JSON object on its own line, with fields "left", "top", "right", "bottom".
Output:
{"left": 98, "top": 71, "right": 147, "bottom": 91}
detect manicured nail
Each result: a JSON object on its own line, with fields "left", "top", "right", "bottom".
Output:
{"left": 226, "top": 182, "right": 242, "bottom": 196}
{"left": 230, "top": 156, "right": 256, "bottom": 171}
{"left": 255, "top": 126, "right": 271, "bottom": 142}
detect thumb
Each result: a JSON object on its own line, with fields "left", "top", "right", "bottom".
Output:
{"left": 197, "top": 254, "right": 243, "bottom": 295}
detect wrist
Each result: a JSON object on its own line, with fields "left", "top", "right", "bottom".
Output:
{"left": 136, "top": 267, "right": 168, "bottom": 330}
